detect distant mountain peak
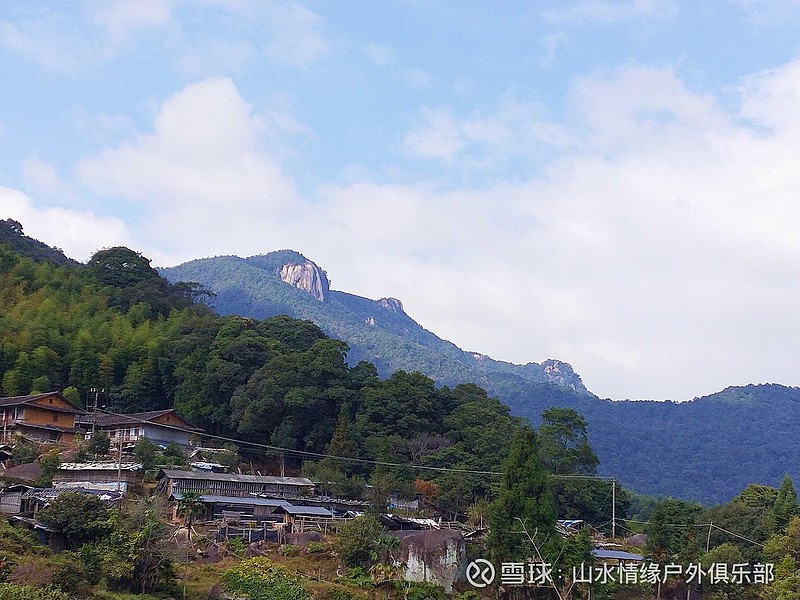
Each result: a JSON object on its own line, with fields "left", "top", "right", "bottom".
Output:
{"left": 541, "top": 359, "right": 586, "bottom": 393}
{"left": 161, "top": 250, "right": 591, "bottom": 395}
{"left": 378, "top": 297, "right": 404, "bottom": 314}
{"left": 242, "top": 250, "right": 330, "bottom": 303}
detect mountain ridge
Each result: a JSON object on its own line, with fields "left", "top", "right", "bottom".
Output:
{"left": 162, "top": 249, "right": 800, "bottom": 505}
{"left": 161, "top": 250, "right": 589, "bottom": 395}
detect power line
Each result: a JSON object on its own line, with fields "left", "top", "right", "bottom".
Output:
{"left": 93, "top": 408, "right": 624, "bottom": 481}
{"left": 94, "top": 408, "right": 499, "bottom": 475}
{"left": 623, "top": 519, "right": 764, "bottom": 547}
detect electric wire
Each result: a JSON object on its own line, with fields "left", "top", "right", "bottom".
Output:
{"left": 92, "top": 407, "right": 620, "bottom": 481}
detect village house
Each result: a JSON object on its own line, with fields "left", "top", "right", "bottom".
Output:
{"left": 76, "top": 408, "right": 202, "bottom": 449}
{"left": 0, "top": 392, "right": 84, "bottom": 445}
{"left": 168, "top": 492, "right": 292, "bottom": 523}
{"left": 52, "top": 461, "right": 142, "bottom": 493}
{"left": 0, "top": 484, "right": 34, "bottom": 514}
{"left": 156, "top": 469, "right": 315, "bottom": 499}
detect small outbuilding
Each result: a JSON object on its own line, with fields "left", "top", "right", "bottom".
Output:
{"left": 157, "top": 469, "right": 315, "bottom": 499}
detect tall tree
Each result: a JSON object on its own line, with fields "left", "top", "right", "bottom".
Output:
{"left": 176, "top": 491, "right": 205, "bottom": 541}
{"left": 487, "top": 426, "right": 558, "bottom": 562}
{"left": 537, "top": 407, "right": 598, "bottom": 475}
{"left": 87, "top": 247, "right": 160, "bottom": 288}
{"left": 773, "top": 475, "right": 799, "bottom": 533}
{"left": 646, "top": 498, "right": 704, "bottom": 562}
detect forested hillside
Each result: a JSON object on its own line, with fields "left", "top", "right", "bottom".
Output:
{"left": 161, "top": 253, "right": 589, "bottom": 394}
{"left": 0, "top": 242, "right": 526, "bottom": 515}
{"left": 2, "top": 229, "right": 798, "bottom": 506}
{"left": 503, "top": 382, "right": 800, "bottom": 505}
{"left": 0, "top": 219, "right": 79, "bottom": 266}
{"left": 162, "top": 250, "right": 800, "bottom": 505}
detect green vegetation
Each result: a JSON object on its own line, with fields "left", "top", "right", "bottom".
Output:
{"left": 7, "top": 225, "right": 800, "bottom": 597}
{"left": 162, "top": 248, "right": 800, "bottom": 506}
{"left": 487, "top": 426, "right": 557, "bottom": 562}
{"left": 223, "top": 557, "right": 309, "bottom": 600}
{"left": 0, "top": 238, "right": 534, "bottom": 515}
{"left": 335, "top": 515, "right": 384, "bottom": 569}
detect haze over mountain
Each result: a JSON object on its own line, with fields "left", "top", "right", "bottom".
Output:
{"left": 163, "top": 250, "right": 800, "bottom": 505}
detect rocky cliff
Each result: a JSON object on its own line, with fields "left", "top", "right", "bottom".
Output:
{"left": 278, "top": 260, "right": 330, "bottom": 303}
{"left": 378, "top": 297, "right": 405, "bottom": 313}
{"left": 541, "top": 359, "right": 586, "bottom": 392}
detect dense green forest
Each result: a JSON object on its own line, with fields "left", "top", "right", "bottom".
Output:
{"left": 162, "top": 248, "right": 800, "bottom": 506}
{"left": 4, "top": 222, "right": 800, "bottom": 507}
{"left": 0, "top": 239, "right": 541, "bottom": 516}
{"left": 161, "top": 253, "right": 588, "bottom": 394}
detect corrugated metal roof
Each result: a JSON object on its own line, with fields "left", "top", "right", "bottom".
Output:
{"left": 58, "top": 462, "right": 142, "bottom": 471}
{"left": 158, "top": 469, "right": 314, "bottom": 486}
{"left": 21, "top": 487, "right": 124, "bottom": 503}
{"left": 171, "top": 493, "right": 292, "bottom": 507}
{"left": 592, "top": 549, "right": 644, "bottom": 562}
{"left": 278, "top": 505, "right": 333, "bottom": 517}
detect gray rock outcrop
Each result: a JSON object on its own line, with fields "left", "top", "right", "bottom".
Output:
{"left": 278, "top": 261, "right": 330, "bottom": 302}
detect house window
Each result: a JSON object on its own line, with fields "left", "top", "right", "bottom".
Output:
{"left": 53, "top": 413, "right": 58, "bottom": 423}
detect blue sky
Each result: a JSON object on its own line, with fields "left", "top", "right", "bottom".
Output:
{"left": 3, "top": 0, "right": 800, "bottom": 401}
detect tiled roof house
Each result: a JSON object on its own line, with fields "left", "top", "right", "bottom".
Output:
{"left": 0, "top": 392, "right": 84, "bottom": 445}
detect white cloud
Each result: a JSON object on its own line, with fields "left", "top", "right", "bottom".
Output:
{"left": 63, "top": 57, "right": 800, "bottom": 401}
{"left": 0, "top": 187, "right": 132, "bottom": 262}
{"left": 330, "top": 58, "right": 800, "bottom": 400}
{"left": 403, "top": 99, "right": 563, "bottom": 169}
{"left": 403, "top": 108, "right": 465, "bottom": 162}
{"left": 542, "top": 0, "right": 677, "bottom": 24}
{"left": 20, "top": 158, "right": 68, "bottom": 197}
{"left": 88, "top": 0, "right": 175, "bottom": 44}
{"left": 539, "top": 32, "right": 569, "bottom": 68}
{"left": 262, "top": 2, "right": 328, "bottom": 67}
{"left": 76, "top": 77, "right": 306, "bottom": 264}
{"left": 0, "top": 1, "right": 174, "bottom": 72}
{"left": 0, "top": 18, "right": 95, "bottom": 72}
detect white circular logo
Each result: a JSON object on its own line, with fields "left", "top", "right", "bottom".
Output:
{"left": 466, "top": 558, "right": 496, "bottom": 588}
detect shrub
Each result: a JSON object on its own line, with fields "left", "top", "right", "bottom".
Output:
{"left": 223, "top": 557, "right": 309, "bottom": 600}
{"left": 225, "top": 537, "right": 246, "bottom": 555}
{"left": 305, "top": 541, "right": 327, "bottom": 554}
{"left": 402, "top": 582, "right": 447, "bottom": 600}
{"left": 335, "top": 516, "right": 382, "bottom": 569}
{"left": 335, "top": 568, "right": 372, "bottom": 589}
{"left": 318, "top": 585, "right": 358, "bottom": 600}
{"left": 0, "top": 584, "right": 70, "bottom": 600}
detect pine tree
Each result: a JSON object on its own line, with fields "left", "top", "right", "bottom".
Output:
{"left": 773, "top": 475, "right": 799, "bottom": 532}
{"left": 487, "top": 426, "right": 558, "bottom": 562}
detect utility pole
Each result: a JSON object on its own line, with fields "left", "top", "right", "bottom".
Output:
{"left": 116, "top": 438, "right": 123, "bottom": 492}
{"left": 611, "top": 478, "right": 616, "bottom": 539}
{"left": 89, "top": 387, "right": 104, "bottom": 435}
